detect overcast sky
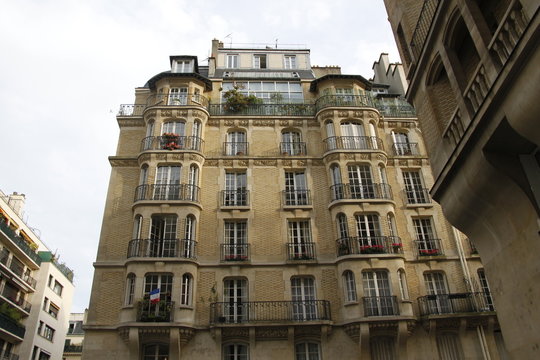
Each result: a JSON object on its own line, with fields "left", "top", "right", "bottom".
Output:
{"left": 0, "top": 0, "right": 400, "bottom": 312}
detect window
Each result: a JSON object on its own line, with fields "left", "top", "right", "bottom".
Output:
{"left": 144, "top": 274, "right": 173, "bottom": 302}
{"left": 253, "top": 54, "right": 267, "bottom": 69}
{"left": 291, "top": 277, "right": 317, "bottom": 320}
{"left": 284, "top": 55, "right": 296, "bottom": 69}
{"left": 221, "top": 81, "right": 303, "bottom": 103}
{"left": 173, "top": 60, "right": 192, "bottom": 73}
{"left": 362, "top": 270, "right": 395, "bottom": 316}
{"left": 183, "top": 215, "right": 196, "bottom": 258}
{"left": 424, "top": 272, "right": 451, "bottom": 314}
{"left": 398, "top": 269, "right": 409, "bottom": 300}
{"left": 143, "top": 343, "right": 169, "bottom": 360}
{"left": 154, "top": 166, "right": 182, "bottom": 200}
{"left": 413, "top": 218, "right": 440, "bottom": 256}
{"left": 48, "top": 275, "right": 53, "bottom": 287}
{"left": 330, "top": 164, "right": 343, "bottom": 200}
{"left": 295, "top": 342, "right": 321, "bottom": 360}
{"left": 133, "top": 215, "right": 143, "bottom": 239}
{"left": 188, "top": 165, "right": 199, "bottom": 201}
{"left": 139, "top": 166, "right": 148, "bottom": 185}
{"left": 149, "top": 215, "right": 178, "bottom": 257}
{"left": 343, "top": 270, "right": 357, "bottom": 302}
{"left": 341, "top": 121, "right": 366, "bottom": 149}
{"left": 48, "top": 302, "right": 59, "bottom": 319}
{"left": 281, "top": 131, "right": 304, "bottom": 155}
{"left": 224, "top": 172, "right": 248, "bottom": 206}
{"left": 38, "top": 351, "right": 51, "bottom": 360}
{"left": 348, "top": 165, "right": 374, "bottom": 198}
{"left": 287, "top": 220, "right": 314, "bottom": 259}
{"left": 181, "top": 273, "right": 193, "bottom": 306}
{"left": 325, "top": 121, "right": 336, "bottom": 150}
{"left": 42, "top": 325, "right": 55, "bottom": 341}
{"left": 391, "top": 131, "right": 413, "bottom": 155}
{"left": 336, "top": 213, "right": 349, "bottom": 239}
{"left": 226, "top": 54, "right": 238, "bottom": 68}
{"left": 284, "top": 171, "right": 308, "bottom": 205}
{"left": 436, "top": 333, "right": 463, "bottom": 360}
{"left": 224, "top": 221, "right": 248, "bottom": 260}
{"left": 52, "top": 281, "right": 63, "bottom": 296}
{"left": 226, "top": 131, "right": 247, "bottom": 155}
{"left": 478, "top": 269, "right": 495, "bottom": 311}
{"left": 223, "top": 279, "right": 248, "bottom": 323}
{"left": 355, "top": 214, "right": 383, "bottom": 250}
{"left": 371, "top": 336, "right": 396, "bottom": 360}
{"left": 168, "top": 88, "right": 188, "bottom": 105}
{"left": 125, "top": 273, "right": 136, "bottom": 305}
{"left": 403, "top": 171, "right": 429, "bottom": 204}
{"left": 223, "top": 343, "right": 249, "bottom": 360}
{"left": 42, "top": 297, "right": 48, "bottom": 311}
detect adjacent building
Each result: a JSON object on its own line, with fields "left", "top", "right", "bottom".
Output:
{"left": 383, "top": 1, "right": 539, "bottom": 358}
{"left": 84, "top": 39, "right": 507, "bottom": 359}
{"left": 0, "top": 190, "right": 75, "bottom": 359}
{"left": 63, "top": 312, "right": 85, "bottom": 360}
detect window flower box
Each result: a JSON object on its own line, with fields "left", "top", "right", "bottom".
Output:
{"left": 419, "top": 249, "right": 441, "bottom": 256}
{"left": 360, "top": 245, "right": 385, "bottom": 254}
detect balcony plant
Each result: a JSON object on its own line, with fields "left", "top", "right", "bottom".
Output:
{"left": 360, "top": 244, "right": 385, "bottom": 254}
{"left": 391, "top": 243, "right": 403, "bottom": 253}
{"left": 162, "top": 133, "right": 181, "bottom": 150}
{"left": 292, "top": 253, "right": 313, "bottom": 260}
{"left": 0, "top": 302, "right": 22, "bottom": 323}
{"left": 223, "top": 86, "right": 262, "bottom": 113}
{"left": 419, "top": 249, "right": 441, "bottom": 256}
{"left": 225, "top": 254, "right": 248, "bottom": 261}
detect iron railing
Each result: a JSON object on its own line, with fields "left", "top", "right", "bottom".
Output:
{"left": 315, "top": 95, "right": 374, "bottom": 111}
{"left": 208, "top": 103, "right": 315, "bottom": 116}
{"left": 363, "top": 296, "right": 400, "bottom": 316}
{"left": 210, "top": 300, "right": 331, "bottom": 324}
{"left": 0, "top": 288, "right": 32, "bottom": 313}
{"left": 410, "top": 0, "right": 441, "bottom": 61}
{"left": 0, "top": 313, "right": 25, "bottom": 339}
{"left": 118, "top": 104, "right": 145, "bottom": 116}
{"left": 223, "top": 142, "right": 249, "bottom": 156}
{"left": 134, "top": 184, "right": 200, "bottom": 202}
{"left": 137, "top": 300, "right": 174, "bottom": 322}
{"left": 221, "top": 190, "right": 249, "bottom": 207}
{"left": 330, "top": 183, "right": 393, "bottom": 201}
{"left": 141, "top": 136, "right": 204, "bottom": 152}
{"left": 0, "top": 251, "right": 37, "bottom": 288}
{"left": 414, "top": 238, "right": 443, "bottom": 257}
{"left": 392, "top": 142, "right": 419, "bottom": 156}
{"left": 280, "top": 142, "right": 307, "bottom": 156}
{"left": 404, "top": 187, "right": 431, "bottom": 205}
{"left": 221, "top": 244, "right": 250, "bottom": 262}
{"left": 149, "top": 94, "right": 209, "bottom": 108}
{"left": 282, "top": 190, "right": 311, "bottom": 206}
{"left": 286, "top": 242, "right": 316, "bottom": 260}
{"left": 1, "top": 354, "right": 20, "bottom": 360}
{"left": 323, "top": 136, "right": 383, "bottom": 152}
{"left": 127, "top": 239, "right": 196, "bottom": 259}
{"left": 376, "top": 104, "right": 416, "bottom": 118}
{"left": 63, "top": 345, "right": 83, "bottom": 353}
{"left": 417, "top": 292, "right": 495, "bottom": 316}
{"left": 336, "top": 236, "right": 403, "bottom": 256}
{"left": 0, "top": 221, "right": 41, "bottom": 265}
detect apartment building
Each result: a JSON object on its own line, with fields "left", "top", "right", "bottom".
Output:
{"left": 383, "top": 1, "right": 539, "bottom": 358}
{"left": 63, "top": 312, "right": 85, "bottom": 359}
{"left": 84, "top": 39, "right": 506, "bottom": 359}
{"left": 0, "top": 191, "right": 74, "bottom": 360}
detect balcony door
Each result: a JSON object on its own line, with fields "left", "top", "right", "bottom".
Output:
{"left": 224, "top": 279, "right": 247, "bottom": 323}
{"left": 291, "top": 277, "right": 317, "bottom": 320}
{"left": 282, "top": 131, "right": 302, "bottom": 155}
{"left": 355, "top": 214, "right": 382, "bottom": 248}
{"left": 424, "top": 272, "right": 451, "bottom": 314}
{"left": 325, "top": 121, "right": 337, "bottom": 150}
{"left": 168, "top": 87, "right": 187, "bottom": 105}
{"left": 341, "top": 121, "right": 365, "bottom": 149}
{"left": 227, "top": 132, "right": 247, "bottom": 155}
{"left": 144, "top": 274, "right": 173, "bottom": 305}
{"left": 403, "top": 171, "right": 427, "bottom": 203}
{"left": 391, "top": 131, "right": 411, "bottom": 155}
{"left": 362, "top": 271, "right": 394, "bottom": 316}
{"left": 348, "top": 165, "right": 374, "bottom": 199}
{"left": 288, "top": 220, "right": 312, "bottom": 258}
{"left": 285, "top": 172, "right": 308, "bottom": 205}
{"left": 149, "top": 215, "right": 177, "bottom": 257}
{"left": 154, "top": 166, "right": 181, "bottom": 200}
{"left": 224, "top": 221, "right": 247, "bottom": 259}
{"left": 225, "top": 172, "right": 247, "bottom": 206}
{"left": 413, "top": 218, "right": 437, "bottom": 252}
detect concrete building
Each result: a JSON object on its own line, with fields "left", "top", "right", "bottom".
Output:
{"left": 63, "top": 312, "right": 85, "bottom": 360}
{"left": 382, "top": 1, "right": 539, "bottom": 358}
{"left": 0, "top": 190, "right": 74, "bottom": 359}
{"left": 84, "top": 39, "right": 507, "bottom": 359}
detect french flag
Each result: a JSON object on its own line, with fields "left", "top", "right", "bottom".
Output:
{"left": 149, "top": 288, "right": 160, "bottom": 304}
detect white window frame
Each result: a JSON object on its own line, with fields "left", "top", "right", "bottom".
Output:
{"left": 223, "top": 279, "right": 248, "bottom": 323}
{"left": 223, "top": 343, "right": 249, "bottom": 360}
{"left": 180, "top": 273, "right": 192, "bottom": 306}
{"left": 343, "top": 270, "right": 357, "bottom": 302}
{"left": 226, "top": 54, "right": 239, "bottom": 69}
{"left": 291, "top": 277, "right": 317, "bottom": 320}
{"left": 125, "top": 273, "right": 136, "bottom": 305}
{"left": 173, "top": 60, "right": 193, "bottom": 73}
{"left": 253, "top": 54, "right": 267, "bottom": 69}
{"left": 284, "top": 55, "right": 297, "bottom": 69}
{"left": 295, "top": 342, "right": 321, "bottom": 360}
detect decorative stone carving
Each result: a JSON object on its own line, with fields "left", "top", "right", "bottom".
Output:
{"left": 320, "top": 110, "right": 333, "bottom": 120}
{"left": 138, "top": 154, "right": 151, "bottom": 164}
{"left": 344, "top": 324, "right": 360, "bottom": 342}
{"left": 178, "top": 110, "right": 188, "bottom": 117}
{"left": 295, "top": 326, "right": 321, "bottom": 337}
{"left": 238, "top": 160, "right": 249, "bottom": 167}
{"left": 398, "top": 160, "right": 408, "bottom": 166}
{"left": 204, "top": 160, "right": 218, "bottom": 166}
{"left": 253, "top": 120, "right": 274, "bottom": 127}
{"left": 161, "top": 109, "right": 173, "bottom": 117}
{"left": 354, "top": 111, "right": 363, "bottom": 117}
{"left": 312, "top": 160, "right": 324, "bottom": 166}
{"left": 156, "top": 153, "right": 167, "bottom": 160}
{"left": 145, "top": 111, "right": 156, "bottom": 119}
{"left": 407, "top": 320, "right": 417, "bottom": 336}
{"left": 369, "top": 321, "right": 398, "bottom": 333}
{"left": 307, "top": 120, "right": 319, "bottom": 127}
{"left": 191, "top": 110, "right": 204, "bottom": 118}
{"left": 414, "top": 159, "right": 423, "bottom": 166}
{"left": 282, "top": 160, "right": 292, "bottom": 167}
{"left": 254, "top": 160, "right": 277, "bottom": 166}
{"left": 389, "top": 122, "right": 398, "bottom": 128}
{"left": 436, "top": 318, "right": 461, "bottom": 330}
{"left": 297, "top": 160, "right": 307, "bottom": 166}
{"left": 118, "top": 328, "right": 129, "bottom": 344}
{"left": 255, "top": 327, "right": 288, "bottom": 340}
{"left": 225, "top": 119, "right": 235, "bottom": 126}
{"left": 326, "top": 153, "right": 339, "bottom": 161}
{"left": 179, "top": 328, "right": 195, "bottom": 345}
{"left": 189, "top": 154, "right": 203, "bottom": 162}
{"left": 338, "top": 111, "right": 349, "bottom": 117}
{"left": 293, "top": 120, "right": 303, "bottom": 126}
{"left": 118, "top": 119, "right": 144, "bottom": 127}
{"left": 345, "top": 153, "right": 355, "bottom": 160}
{"left": 171, "top": 153, "right": 184, "bottom": 161}
{"left": 360, "top": 154, "right": 370, "bottom": 160}
{"left": 279, "top": 120, "right": 289, "bottom": 126}
{"left": 387, "top": 159, "right": 395, "bottom": 166}
{"left": 222, "top": 160, "right": 233, "bottom": 167}
{"left": 222, "top": 327, "right": 249, "bottom": 339}
{"left": 208, "top": 119, "right": 220, "bottom": 127}
{"left": 239, "top": 120, "right": 249, "bottom": 127}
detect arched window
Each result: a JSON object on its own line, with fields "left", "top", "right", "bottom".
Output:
{"left": 154, "top": 166, "right": 181, "bottom": 200}
{"left": 325, "top": 120, "right": 336, "bottom": 150}
{"left": 330, "top": 164, "right": 343, "bottom": 200}
{"left": 363, "top": 270, "right": 395, "bottom": 316}
{"left": 371, "top": 336, "right": 397, "bottom": 360}
{"left": 192, "top": 120, "right": 202, "bottom": 150}
{"left": 144, "top": 121, "right": 155, "bottom": 150}
{"left": 340, "top": 121, "right": 365, "bottom": 149}
{"left": 336, "top": 213, "right": 349, "bottom": 239}
{"left": 387, "top": 213, "right": 400, "bottom": 253}
{"left": 183, "top": 215, "right": 196, "bottom": 258}
{"left": 398, "top": 269, "right": 409, "bottom": 300}
{"left": 226, "top": 131, "right": 247, "bottom": 155}
{"left": 295, "top": 342, "right": 321, "bottom": 360}
{"left": 124, "top": 273, "right": 136, "bottom": 305}
{"left": 281, "top": 130, "right": 304, "bottom": 155}
{"left": 446, "top": 15, "right": 480, "bottom": 86}
{"left": 149, "top": 215, "right": 178, "bottom": 257}
{"left": 146, "top": 120, "right": 155, "bottom": 137}
{"left": 140, "top": 165, "right": 148, "bottom": 185}
{"left": 378, "top": 164, "right": 388, "bottom": 184}
{"left": 343, "top": 270, "right": 357, "bottom": 302}
{"left": 143, "top": 343, "right": 169, "bottom": 360}
{"left": 188, "top": 165, "right": 199, "bottom": 201}
{"left": 223, "top": 343, "right": 249, "bottom": 360}
{"left": 348, "top": 164, "right": 374, "bottom": 199}
{"left": 426, "top": 57, "right": 457, "bottom": 130}
{"left": 391, "top": 131, "right": 413, "bottom": 155}
{"left": 162, "top": 121, "right": 185, "bottom": 136}
{"left": 180, "top": 273, "right": 193, "bottom": 306}
{"left": 356, "top": 214, "right": 382, "bottom": 250}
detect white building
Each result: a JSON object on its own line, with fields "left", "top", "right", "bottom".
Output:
{"left": 63, "top": 312, "right": 84, "bottom": 360}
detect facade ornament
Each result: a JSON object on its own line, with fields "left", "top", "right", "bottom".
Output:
{"left": 208, "top": 119, "right": 220, "bottom": 127}
{"left": 296, "top": 160, "right": 307, "bottom": 166}
{"left": 225, "top": 119, "right": 235, "bottom": 126}
{"left": 118, "top": 119, "right": 144, "bottom": 127}
{"left": 222, "top": 160, "right": 233, "bottom": 167}
{"left": 253, "top": 120, "right": 274, "bottom": 127}
{"left": 222, "top": 328, "right": 249, "bottom": 339}
{"left": 255, "top": 327, "right": 288, "bottom": 340}
{"left": 171, "top": 153, "right": 184, "bottom": 161}
{"left": 312, "top": 159, "right": 324, "bottom": 166}
{"left": 156, "top": 153, "right": 167, "bottom": 160}
{"left": 345, "top": 153, "right": 355, "bottom": 160}
{"left": 293, "top": 120, "right": 303, "bottom": 126}
{"left": 254, "top": 160, "right": 277, "bottom": 166}
{"left": 238, "top": 160, "right": 249, "bottom": 167}
{"left": 338, "top": 110, "right": 349, "bottom": 117}
{"left": 360, "top": 153, "right": 370, "bottom": 160}
{"left": 203, "top": 160, "right": 218, "bottom": 167}
{"left": 160, "top": 109, "right": 173, "bottom": 117}
{"left": 279, "top": 120, "right": 289, "bottom": 126}
{"left": 239, "top": 120, "right": 249, "bottom": 127}
{"left": 282, "top": 160, "right": 292, "bottom": 167}
{"left": 178, "top": 110, "right": 188, "bottom": 117}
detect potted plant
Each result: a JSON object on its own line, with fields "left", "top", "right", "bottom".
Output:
{"left": 223, "top": 86, "right": 262, "bottom": 113}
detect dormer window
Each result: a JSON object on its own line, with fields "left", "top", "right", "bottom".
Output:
{"left": 173, "top": 60, "right": 193, "bottom": 73}
{"left": 226, "top": 54, "right": 238, "bottom": 69}
{"left": 284, "top": 55, "right": 296, "bottom": 69}
{"left": 253, "top": 54, "right": 267, "bottom": 69}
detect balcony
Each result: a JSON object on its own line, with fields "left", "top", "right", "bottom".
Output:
{"left": 118, "top": 94, "right": 210, "bottom": 117}
{"left": 404, "top": 187, "right": 431, "bottom": 205}
{"left": 208, "top": 103, "right": 315, "bottom": 116}
{"left": 280, "top": 142, "right": 307, "bottom": 156}
{"left": 127, "top": 239, "right": 196, "bottom": 259}
{"left": 409, "top": 0, "right": 441, "bottom": 62}
{"left": 0, "top": 250, "right": 37, "bottom": 289}
{"left": 323, "top": 136, "right": 383, "bottom": 152}
{"left": 137, "top": 300, "right": 174, "bottom": 322}
{"left": 0, "top": 354, "right": 20, "bottom": 360}
{"left": 221, "top": 244, "right": 250, "bottom": 262}
{"left": 392, "top": 142, "right": 419, "bottom": 156}
{"left": 282, "top": 190, "right": 312, "bottom": 207}
{"left": 414, "top": 239, "right": 444, "bottom": 257}
{"left": 418, "top": 292, "right": 495, "bottom": 316}
{"left": 363, "top": 296, "right": 400, "bottom": 316}
{"left": 337, "top": 236, "right": 403, "bottom": 257}
{"left": 0, "top": 312, "right": 25, "bottom": 340}
{"left": 286, "top": 242, "right": 316, "bottom": 261}
{"left": 210, "top": 300, "right": 331, "bottom": 324}
{"left": 118, "top": 104, "right": 145, "bottom": 117}
{"left": 375, "top": 104, "right": 416, "bottom": 118}
{"left": 141, "top": 136, "right": 204, "bottom": 152}
{"left": 330, "top": 183, "right": 393, "bottom": 202}
{"left": 223, "top": 142, "right": 249, "bottom": 156}
{"left": 134, "top": 184, "right": 200, "bottom": 203}
{"left": 0, "top": 287, "right": 31, "bottom": 313}
{"left": 63, "top": 344, "right": 83, "bottom": 353}
{"left": 315, "top": 95, "right": 374, "bottom": 112}
{"left": 221, "top": 190, "right": 250, "bottom": 208}
{"left": 0, "top": 221, "right": 41, "bottom": 266}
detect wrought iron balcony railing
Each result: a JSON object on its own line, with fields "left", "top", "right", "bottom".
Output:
{"left": 0, "top": 313, "right": 25, "bottom": 339}
{"left": 280, "top": 142, "right": 307, "bottom": 156}
{"left": 363, "top": 296, "right": 399, "bottom": 316}
{"left": 0, "top": 221, "right": 41, "bottom": 265}
{"left": 287, "top": 242, "right": 316, "bottom": 261}
{"left": 137, "top": 300, "right": 174, "bottom": 322}
{"left": 417, "top": 292, "right": 495, "bottom": 316}
{"left": 330, "top": 183, "right": 393, "bottom": 201}
{"left": 414, "top": 238, "right": 443, "bottom": 257}
{"left": 315, "top": 95, "right": 374, "bottom": 111}
{"left": 223, "top": 142, "right": 249, "bottom": 156}
{"left": 141, "top": 136, "right": 204, "bottom": 152}
{"left": 63, "top": 345, "right": 83, "bottom": 353}
{"left": 375, "top": 104, "right": 416, "bottom": 118}
{"left": 221, "top": 190, "right": 249, "bottom": 207}
{"left": 0, "top": 251, "right": 37, "bottom": 288}
{"left": 282, "top": 190, "right": 311, "bottom": 207}
{"left": 134, "top": 184, "right": 200, "bottom": 202}
{"left": 404, "top": 187, "right": 431, "bottom": 205}
{"left": 208, "top": 103, "right": 315, "bottom": 116}
{"left": 210, "top": 300, "right": 331, "bottom": 324}
{"left": 336, "top": 236, "right": 403, "bottom": 256}
{"left": 323, "top": 136, "right": 383, "bottom": 152}
{"left": 118, "top": 104, "right": 145, "bottom": 116}
{"left": 392, "top": 142, "right": 419, "bottom": 156}
{"left": 0, "top": 353, "right": 20, "bottom": 360}
{"left": 0, "top": 287, "right": 31, "bottom": 313}
{"left": 221, "top": 244, "right": 250, "bottom": 262}
{"left": 127, "top": 239, "right": 196, "bottom": 259}
{"left": 410, "top": 0, "right": 441, "bottom": 61}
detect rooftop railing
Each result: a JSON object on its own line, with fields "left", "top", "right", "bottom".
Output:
{"left": 209, "top": 103, "right": 315, "bottom": 116}
{"left": 375, "top": 104, "right": 416, "bottom": 118}
{"left": 0, "top": 221, "right": 41, "bottom": 265}
{"left": 315, "top": 95, "right": 374, "bottom": 111}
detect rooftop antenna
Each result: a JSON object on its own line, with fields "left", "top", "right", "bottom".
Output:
{"left": 275, "top": 39, "right": 278, "bottom": 49}
{"left": 225, "top": 33, "right": 233, "bottom": 48}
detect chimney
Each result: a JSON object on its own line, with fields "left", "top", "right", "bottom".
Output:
{"left": 8, "top": 192, "right": 26, "bottom": 218}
